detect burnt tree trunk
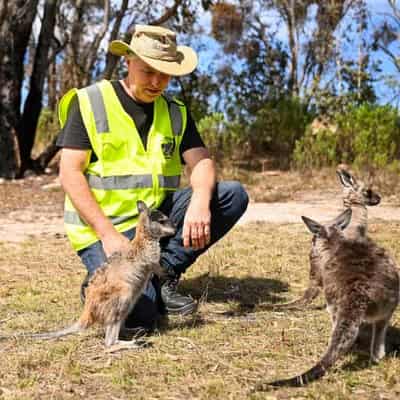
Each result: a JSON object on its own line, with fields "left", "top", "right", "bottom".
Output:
{"left": 17, "top": 0, "right": 58, "bottom": 176}
{"left": 0, "top": 0, "right": 39, "bottom": 178}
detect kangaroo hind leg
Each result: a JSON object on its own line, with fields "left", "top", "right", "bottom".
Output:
{"left": 370, "top": 319, "right": 390, "bottom": 363}
{"left": 104, "top": 320, "right": 142, "bottom": 353}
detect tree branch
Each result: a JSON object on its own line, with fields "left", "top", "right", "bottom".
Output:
{"left": 102, "top": 0, "right": 129, "bottom": 79}
{"left": 84, "top": 0, "right": 110, "bottom": 83}
{"left": 149, "top": 0, "right": 183, "bottom": 25}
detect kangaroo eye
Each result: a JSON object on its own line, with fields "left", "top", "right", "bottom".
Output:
{"left": 150, "top": 210, "right": 169, "bottom": 223}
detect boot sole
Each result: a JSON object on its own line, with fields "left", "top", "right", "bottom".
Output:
{"left": 166, "top": 302, "right": 198, "bottom": 316}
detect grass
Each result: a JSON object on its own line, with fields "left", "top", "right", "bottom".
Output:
{"left": 1, "top": 222, "right": 400, "bottom": 399}
{"left": 216, "top": 165, "right": 400, "bottom": 204}
{"left": 180, "top": 164, "right": 343, "bottom": 203}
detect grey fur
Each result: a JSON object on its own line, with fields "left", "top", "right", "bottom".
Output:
{"left": 258, "top": 209, "right": 399, "bottom": 388}
{"left": 270, "top": 168, "right": 381, "bottom": 310}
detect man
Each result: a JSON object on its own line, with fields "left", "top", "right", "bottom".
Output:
{"left": 57, "top": 24, "right": 248, "bottom": 331}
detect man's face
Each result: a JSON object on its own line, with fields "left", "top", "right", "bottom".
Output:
{"left": 126, "top": 58, "right": 171, "bottom": 103}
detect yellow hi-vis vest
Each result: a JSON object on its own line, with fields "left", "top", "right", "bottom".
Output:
{"left": 58, "top": 80, "right": 186, "bottom": 251}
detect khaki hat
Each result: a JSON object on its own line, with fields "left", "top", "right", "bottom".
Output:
{"left": 108, "top": 25, "right": 198, "bottom": 76}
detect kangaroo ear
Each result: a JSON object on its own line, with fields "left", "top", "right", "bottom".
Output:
{"left": 302, "top": 216, "right": 324, "bottom": 235}
{"left": 333, "top": 208, "right": 352, "bottom": 230}
{"left": 336, "top": 169, "right": 357, "bottom": 188}
{"left": 137, "top": 200, "right": 149, "bottom": 215}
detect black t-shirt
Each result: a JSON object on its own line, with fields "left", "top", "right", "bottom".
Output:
{"left": 56, "top": 80, "right": 205, "bottom": 163}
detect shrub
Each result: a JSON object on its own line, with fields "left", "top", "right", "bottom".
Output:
{"left": 340, "top": 104, "right": 400, "bottom": 170}
{"left": 244, "top": 97, "right": 311, "bottom": 168}
{"left": 293, "top": 103, "right": 400, "bottom": 170}
{"left": 198, "top": 98, "right": 312, "bottom": 169}
{"left": 293, "top": 126, "right": 338, "bottom": 169}
{"left": 197, "top": 113, "right": 244, "bottom": 164}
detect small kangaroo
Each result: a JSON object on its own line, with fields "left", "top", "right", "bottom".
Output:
{"left": 258, "top": 208, "right": 399, "bottom": 388}
{"left": 270, "top": 167, "right": 381, "bottom": 310}
{"left": 0, "top": 200, "right": 175, "bottom": 350}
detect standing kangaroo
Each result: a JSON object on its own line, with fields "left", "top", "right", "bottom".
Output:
{"left": 270, "top": 167, "right": 381, "bottom": 310}
{"left": 0, "top": 201, "right": 175, "bottom": 350}
{"left": 258, "top": 208, "right": 399, "bottom": 388}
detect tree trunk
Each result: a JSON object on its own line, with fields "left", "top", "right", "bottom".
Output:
{"left": 47, "top": 61, "right": 58, "bottom": 111}
{"left": 103, "top": 0, "right": 129, "bottom": 79}
{"left": 285, "top": 0, "right": 299, "bottom": 97}
{"left": 0, "top": 0, "right": 38, "bottom": 178}
{"left": 17, "top": 0, "right": 58, "bottom": 176}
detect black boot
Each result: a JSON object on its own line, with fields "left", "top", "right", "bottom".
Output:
{"left": 161, "top": 275, "right": 197, "bottom": 315}
{"left": 80, "top": 273, "right": 91, "bottom": 304}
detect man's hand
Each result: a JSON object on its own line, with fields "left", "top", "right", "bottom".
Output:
{"left": 181, "top": 147, "right": 216, "bottom": 250}
{"left": 101, "top": 230, "right": 131, "bottom": 258}
{"left": 182, "top": 192, "right": 211, "bottom": 250}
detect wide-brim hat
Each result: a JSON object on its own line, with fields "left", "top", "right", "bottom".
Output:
{"left": 108, "top": 25, "right": 198, "bottom": 76}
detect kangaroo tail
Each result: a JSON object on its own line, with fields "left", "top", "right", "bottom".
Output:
{"left": 269, "top": 286, "right": 321, "bottom": 310}
{"left": 267, "top": 314, "right": 362, "bottom": 387}
{"left": 0, "top": 321, "right": 84, "bottom": 341}
{"left": 274, "top": 286, "right": 320, "bottom": 310}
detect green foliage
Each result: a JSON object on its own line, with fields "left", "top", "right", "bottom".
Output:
{"left": 293, "top": 126, "right": 339, "bottom": 169}
{"left": 293, "top": 103, "right": 400, "bottom": 170}
{"left": 197, "top": 97, "right": 312, "bottom": 170}
{"left": 342, "top": 104, "right": 400, "bottom": 169}
{"left": 198, "top": 98, "right": 311, "bottom": 168}
{"left": 248, "top": 97, "right": 311, "bottom": 163}
{"left": 197, "top": 113, "right": 241, "bottom": 163}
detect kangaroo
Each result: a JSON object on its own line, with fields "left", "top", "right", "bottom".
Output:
{"left": 269, "top": 166, "right": 381, "bottom": 310}
{"left": 337, "top": 166, "right": 381, "bottom": 239}
{"left": 0, "top": 200, "right": 175, "bottom": 350}
{"left": 257, "top": 208, "right": 399, "bottom": 388}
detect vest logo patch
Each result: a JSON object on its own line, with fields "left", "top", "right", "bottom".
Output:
{"left": 161, "top": 138, "right": 176, "bottom": 159}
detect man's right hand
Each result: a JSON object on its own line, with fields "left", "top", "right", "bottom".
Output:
{"left": 101, "top": 230, "right": 131, "bottom": 258}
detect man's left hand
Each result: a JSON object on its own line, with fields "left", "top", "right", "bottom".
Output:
{"left": 182, "top": 194, "right": 211, "bottom": 250}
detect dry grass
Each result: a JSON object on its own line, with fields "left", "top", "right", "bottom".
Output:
{"left": 182, "top": 165, "right": 341, "bottom": 203}
{"left": 217, "top": 165, "right": 400, "bottom": 204}
{"left": 1, "top": 221, "right": 400, "bottom": 399}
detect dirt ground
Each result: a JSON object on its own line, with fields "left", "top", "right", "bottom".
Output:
{"left": 1, "top": 172, "right": 400, "bottom": 242}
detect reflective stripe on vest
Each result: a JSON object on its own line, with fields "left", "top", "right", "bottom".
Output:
{"left": 86, "top": 84, "right": 109, "bottom": 133}
{"left": 168, "top": 101, "right": 183, "bottom": 136}
{"left": 158, "top": 175, "right": 181, "bottom": 189}
{"left": 83, "top": 174, "right": 181, "bottom": 191}
{"left": 85, "top": 174, "right": 153, "bottom": 190}
{"left": 64, "top": 210, "right": 140, "bottom": 227}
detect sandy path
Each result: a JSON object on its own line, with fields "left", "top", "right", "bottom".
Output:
{"left": 0, "top": 198, "right": 399, "bottom": 243}
{"left": 238, "top": 200, "right": 400, "bottom": 224}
